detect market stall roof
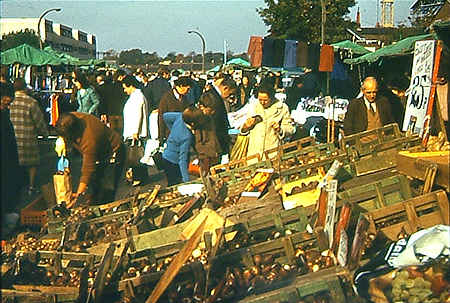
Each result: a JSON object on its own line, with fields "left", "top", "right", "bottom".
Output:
{"left": 1, "top": 44, "right": 64, "bottom": 66}
{"left": 343, "top": 33, "right": 432, "bottom": 65}
{"left": 44, "top": 46, "right": 104, "bottom": 66}
{"left": 331, "top": 40, "right": 372, "bottom": 55}
{"left": 226, "top": 58, "right": 251, "bottom": 67}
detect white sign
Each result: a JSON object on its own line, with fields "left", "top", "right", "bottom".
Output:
{"left": 324, "top": 179, "right": 338, "bottom": 248}
{"left": 337, "top": 229, "right": 348, "bottom": 267}
{"left": 402, "top": 40, "right": 436, "bottom": 136}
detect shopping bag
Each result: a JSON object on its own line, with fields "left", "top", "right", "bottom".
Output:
{"left": 126, "top": 140, "right": 144, "bottom": 167}
{"left": 53, "top": 171, "right": 72, "bottom": 205}
{"left": 230, "top": 134, "right": 249, "bottom": 161}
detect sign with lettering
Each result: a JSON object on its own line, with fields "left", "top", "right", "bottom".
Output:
{"left": 402, "top": 40, "right": 438, "bottom": 136}
{"left": 337, "top": 229, "right": 348, "bottom": 267}
{"left": 324, "top": 179, "right": 338, "bottom": 248}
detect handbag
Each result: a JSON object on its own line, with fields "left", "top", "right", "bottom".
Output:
{"left": 151, "top": 146, "right": 165, "bottom": 171}
{"left": 126, "top": 139, "right": 145, "bottom": 167}
{"left": 230, "top": 134, "right": 249, "bottom": 161}
{"left": 53, "top": 171, "right": 72, "bottom": 205}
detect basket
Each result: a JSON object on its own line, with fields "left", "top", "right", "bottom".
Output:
{"left": 20, "top": 195, "right": 48, "bottom": 226}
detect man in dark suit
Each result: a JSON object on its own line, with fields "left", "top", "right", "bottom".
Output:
{"left": 143, "top": 66, "right": 171, "bottom": 111}
{"left": 96, "top": 73, "right": 127, "bottom": 137}
{"left": 343, "top": 77, "right": 395, "bottom": 136}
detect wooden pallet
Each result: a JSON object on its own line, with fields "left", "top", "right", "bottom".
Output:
{"left": 263, "top": 136, "right": 316, "bottom": 161}
{"left": 365, "top": 190, "right": 449, "bottom": 240}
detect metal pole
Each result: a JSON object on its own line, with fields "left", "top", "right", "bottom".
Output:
{"left": 320, "top": 0, "right": 326, "bottom": 44}
{"left": 37, "top": 8, "right": 62, "bottom": 49}
{"left": 187, "top": 30, "right": 206, "bottom": 73}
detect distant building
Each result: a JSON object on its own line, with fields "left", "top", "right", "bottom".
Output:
{"left": 0, "top": 18, "right": 96, "bottom": 59}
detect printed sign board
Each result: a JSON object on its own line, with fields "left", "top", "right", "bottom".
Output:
{"left": 402, "top": 40, "right": 440, "bottom": 137}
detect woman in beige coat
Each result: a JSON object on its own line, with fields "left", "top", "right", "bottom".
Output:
{"left": 241, "top": 84, "right": 294, "bottom": 161}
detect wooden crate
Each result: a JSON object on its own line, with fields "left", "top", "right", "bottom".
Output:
{"left": 1, "top": 286, "right": 79, "bottom": 303}
{"left": 210, "top": 153, "right": 262, "bottom": 176}
{"left": 365, "top": 190, "right": 449, "bottom": 240}
{"left": 20, "top": 195, "right": 48, "bottom": 227}
{"left": 269, "top": 142, "right": 342, "bottom": 171}
{"left": 210, "top": 160, "right": 270, "bottom": 185}
{"left": 396, "top": 151, "right": 450, "bottom": 190}
{"left": 238, "top": 267, "right": 349, "bottom": 303}
{"left": 263, "top": 136, "right": 316, "bottom": 160}
{"left": 340, "top": 124, "right": 421, "bottom": 156}
{"left": 338, "top": 174, "right": 413, "bottom": 212}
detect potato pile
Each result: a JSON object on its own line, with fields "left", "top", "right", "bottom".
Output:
{"left": 389, "top": 266, "right": 449, "bottom": 303}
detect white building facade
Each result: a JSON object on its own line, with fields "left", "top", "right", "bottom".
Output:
{"left": 1, "top": 18, "right": 96, "bottom": 59}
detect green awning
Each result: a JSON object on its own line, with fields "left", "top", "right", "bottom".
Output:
{"left": 226, "top": 58, "right": 251, "bottom": 67}
{"left": 1, "top": 44, "right": 64, "bottom": 66}
{"left": 44, "top": 46, "right": 104, "bottom": 66}
{"left": 343, "top": 34, "right": 433, "bottom": 65}
{"left": 331, "top": 40, "right": 372, "bottom": 55}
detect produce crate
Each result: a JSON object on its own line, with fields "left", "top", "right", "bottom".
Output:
{"left": 210, "top": 153, "right": 262, "bottom": 176}
{"left": 210, "top": 160, "right": 270, "bottom": 185}
{"left": 263, "top": 136, "right": 316, "bottom": 161}
{"left": 396, "top": 151, "right": 450, "bottom": 191}
{"left": 238, "top": 267, "right": 350, "bottom": 303}
{"left": 365, "top": 190, "right": 449, "bottom": 240}
{"left": 20, "top": 195, "right": 48, "bottom": 227}
{"left": 276, "top": 155, "right": 353, "bottom": 209}
{"left": 268, "top": 142, "right": 342, "bottom": 171}
{"left": 1, "top": 286, "right": 79, "bottom": 303}
{"left": 341, "top": 124, "right": 421, "bottom": 156}
{"left": 337, "top": 174, "right": 413, "bottom": 212}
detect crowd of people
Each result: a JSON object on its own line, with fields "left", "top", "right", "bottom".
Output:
{"left": 1, "top": 63, "right": 408, "bottom": 226}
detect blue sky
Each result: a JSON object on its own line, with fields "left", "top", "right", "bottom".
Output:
{"left": 1, "top": 0, "right": 415, "bottom": 56}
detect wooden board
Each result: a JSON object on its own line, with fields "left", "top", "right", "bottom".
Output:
{"left": 396, "top": 151, "right": 450, "bottom": 190}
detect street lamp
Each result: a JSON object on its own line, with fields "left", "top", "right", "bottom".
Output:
{"left": 38, "top": 8, "right": 62, "bottom": 49}
{"left": 187, "top": 30, "right": 206, "bottom": 73}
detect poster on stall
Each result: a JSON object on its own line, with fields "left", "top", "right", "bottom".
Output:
{"left": 402, "top": 40, "right": 442, "bottom": 138}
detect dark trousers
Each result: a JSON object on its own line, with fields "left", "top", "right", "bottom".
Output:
{"left": 89, "top": 143, "right": 126, "bottom": 204}
{"left": 163, "top": 158, "right": 182, "bottom": 187}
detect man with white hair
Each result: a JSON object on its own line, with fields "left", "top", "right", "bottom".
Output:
{"left": 343, "top": 77, "right": 395, "bottom": 136}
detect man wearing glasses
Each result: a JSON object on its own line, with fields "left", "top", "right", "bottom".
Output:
{"left": 343, "top": 77, "right": 395, "bottom": 136}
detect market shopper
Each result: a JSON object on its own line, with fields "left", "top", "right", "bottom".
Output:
{"left": 161, "top": 110, "right": 194, "bottom": 186}
{"left": 96, "top": 72, "right": 127, "bottom": 137}
{"left": 55, "top": 112, "right": 125, "bottom": 206}
{"left": 72, "top": 70, "right": 101, "bottom": 116}
{"left": 240, "top": 84, "right": 294, "bottom": 160}
{"left": 122, "top": 75, "right": 149, "bottom": 186}
{"left": 158, "top": 76, "right": 193, "bottom": 143}
{"left": 186, "top": 106, "right": 222, "bottom": 174}
{"left": 199, "top": 75, "right": 237, "bottom": 156}
{"left": 1, "top": 82, "right": 22, "bottom": 221}
{"left": 9, "top": 78, "right": 49, "bottom": 196}
{"left": 142, "top": 66, "right": 171, "bottom": 111}
{"left": 343, "top": 77, "right": 395, "bottom": 136}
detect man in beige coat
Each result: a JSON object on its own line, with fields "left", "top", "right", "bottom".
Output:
{"left": 241, "top": 84, "right": 294, "bottom": 161}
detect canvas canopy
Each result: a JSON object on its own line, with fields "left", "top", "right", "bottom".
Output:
{"left": 331, "top": 40, "right": 371, "bottom": 55}
{"left": 1, "top": 44, "right": 64, "bottom": 66}
{"left": 343, "top": 34, "right": 433, "bottom": 65}
{"left": 43, "top": 46, "right": 104, "bottom": 66}
{"left": 226, "top": 58, "right": 251, "bottom": 67}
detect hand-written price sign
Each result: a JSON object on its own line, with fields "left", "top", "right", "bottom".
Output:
{"left": 402, "top": 40, "right": 440, "bottom": 137}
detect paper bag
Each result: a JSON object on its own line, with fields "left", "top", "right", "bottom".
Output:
{"left": 53, "top": 172, "right": 72, "bottom": 205}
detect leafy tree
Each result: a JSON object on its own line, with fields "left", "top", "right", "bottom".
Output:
{"left": 118, "top": 49, "right": 143, "bottom": 65}
{"left": 257, "top": 0, "right": 357, "bottom": 43}
{"left": 142, "top": 52, "right": 160, "bottom": 65}
{"left": 164, "top": 52, "right": 177, "bottom": 62}
{"left": 1, "top": 29, "right": 40, "bottom": 51}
